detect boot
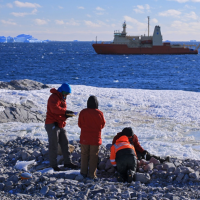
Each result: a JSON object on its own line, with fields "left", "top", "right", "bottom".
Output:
{"left": 64, "top": 162, "right": 78, "bottom": 169}
{"left": 160, "top": 156, "right": 171, "bottom": 163}
{"left": 165, "top": 156, "right": 170, "bottom": 162}
{"left": 117, "top": 172, "right": 124, "bottom": 182}
{"left": 127, "top": 169, "right": 135, "bottom": 183}
{"left": 53, "top": 166, "right": 62, "bottom": 171}
{"left": 80, "top": 173, "right": 87, "bottom": 178}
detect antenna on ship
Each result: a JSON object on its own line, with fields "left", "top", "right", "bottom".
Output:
{"left": 148, "top": 16, "right": 150, "bottom": 37}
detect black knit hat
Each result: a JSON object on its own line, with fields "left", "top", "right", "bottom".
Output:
{"left": 121, "top": 127, "right": 134, "bottom": 137}
{"left": 87, "top": 95, "right": 98, "bottom": 109}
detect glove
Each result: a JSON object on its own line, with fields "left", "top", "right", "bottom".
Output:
{"left": 142, "top": 150, "right": 148, "bottom": 156}
{"left": 65, "top": 110, "right": 74, "bottom": 114}
{"left": 65, "top": 110, "right": 74, "bottom": 118}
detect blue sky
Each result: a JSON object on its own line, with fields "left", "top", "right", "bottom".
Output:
{"left": 0, "top": 0, "right": 200, "bottom": 41}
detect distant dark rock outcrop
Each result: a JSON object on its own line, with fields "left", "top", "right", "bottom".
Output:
{"left": 0, "top": 99, "right": 45, "bottom": 123}
{"left": 0, "top": 79, "right": 50, "bottom": 90}
{"left": 0, "top": 79, "right": 50, "bottom": 123}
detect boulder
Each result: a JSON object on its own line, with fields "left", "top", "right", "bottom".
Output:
{"left": 163, "top": 162, "right": 176, "bottom": 172}
{"left": 176, "top": 173, "right": 184, "bottom": 182}
{"left": 143, "top": 162, "right": 154, "bottom": 171}
{"left": 189, "top": 171, "right": 199, "bottom": 180}
{"left": 135, "top": 173, "right": 151, "bottom": 183}
{"left": 180, "top": 166, "right": 194, "bottom": 174}
{"left": 140, "top": 159, "right": 150, "bottom": 166}
{"left": 149, "top": 157, "right": 160, "bottom": 165}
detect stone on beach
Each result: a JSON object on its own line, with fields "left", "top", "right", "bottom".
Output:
{"left": 150, "top": 157, "right": 160, "bottom": 165}
{"left": 143, "top": 162, "right": 154, "bottom": 171}
{"left": 135, "top": 172, "right": 151, "bottom": 183}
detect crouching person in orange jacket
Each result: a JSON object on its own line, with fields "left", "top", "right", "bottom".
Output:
{"left": 110, "top": 128, "right": 137, "bottom": 183}
{"left": 112, "top": 127, "right": 170, "bottom": 163}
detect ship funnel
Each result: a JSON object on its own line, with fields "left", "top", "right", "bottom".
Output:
{"left": 153, "top": 26, "right": 163, "bottom": 46}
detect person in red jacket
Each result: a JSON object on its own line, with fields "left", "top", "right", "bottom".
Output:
{"left": 45, "top": 83, "right": 78, "bottom": 171}
{"left": 78, "top": 95, "right": 106, "bottom": 179}
{"left": 112, "top": 127, "right": 169, "bottom": 163}
{"left": 110, "top": 128, "right": 137, "bottom": 183}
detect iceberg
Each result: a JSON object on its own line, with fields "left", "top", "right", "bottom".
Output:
{"left": 0, "top": 36, "right": 7, "bottom": 43}
{"left": 7, "top": 36, "right": 14, "bottom": 43}
{"left": 0, "top": 34, "right": 50, "bottom": 43}
{"left": 14, "top": 34, "right": 33, "bottom": 42}
{"left": 14, "top": 34, "right": 49, "bottom": 43}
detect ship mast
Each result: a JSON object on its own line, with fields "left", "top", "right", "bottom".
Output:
{"left": 148, "top": 16, "right": 150, "bottom": 37}
{"left": 121, "top": 21, "right": 127, "bottom": 36}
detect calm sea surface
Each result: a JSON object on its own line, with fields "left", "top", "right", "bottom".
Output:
{"left": 0, "top": 42, "right": 200, "bottom": 92}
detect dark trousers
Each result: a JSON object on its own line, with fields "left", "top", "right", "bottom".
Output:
{"left": 45, "top": 123, "right": 71, "bottom": 168}
{"left": 116, "top": 154, "right": 137, "bottom": 179}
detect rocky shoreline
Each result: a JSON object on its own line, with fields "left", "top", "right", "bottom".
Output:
{"left": 0, "top": 79, "right": 50, "bottom": 124}
{"left": 0, "top": 137, "right": 200, "bottom": 200}
{"left": 0, "top": 79, "right": 200, "bottom": 199}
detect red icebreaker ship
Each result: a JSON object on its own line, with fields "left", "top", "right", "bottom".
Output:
{"left": 93, "top": 20, "right": 198, "bottom": 55}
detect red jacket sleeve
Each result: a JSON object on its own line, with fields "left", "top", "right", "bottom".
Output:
{"left": 112, "top": 132, "right": 121, "bottom": 145}
{"left": 132, "top": 135, "right": 144, "bottom": 153}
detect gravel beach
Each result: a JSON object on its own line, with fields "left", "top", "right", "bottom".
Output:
{"left": 0, "top": 137, "right": 200, "bottom": 200}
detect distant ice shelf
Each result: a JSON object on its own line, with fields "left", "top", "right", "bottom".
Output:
{"left": 0, "top": 34, "right": 50, "bottom": 43}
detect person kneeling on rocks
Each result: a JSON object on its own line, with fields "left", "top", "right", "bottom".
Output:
{"left": 112, "top": 127, "right": 169, "bottom": 163}
{"left": 45, "top": 83, "right": 78, "bottom": 171}
{"left": 78, "top": 96, "right": 106, "bottom": 179}
{"left": 110, "top": 129, "right": 137, "bottom": 183}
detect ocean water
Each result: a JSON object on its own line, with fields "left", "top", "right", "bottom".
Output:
{"left": 0, "top": 42, "right": 200, "bottom": 92}
{"left": 1, "top": 42, "right": 200, "bottom": 159}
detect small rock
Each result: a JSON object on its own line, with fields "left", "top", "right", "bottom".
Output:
{"left": 0, "top": 183, "right": 5, "bottom": 190}
{"left": 189, "top": 171, "right": 199, "bottom": 180}
{"left": 149, "top": 157, "right": 160, "bottom": 165}
{"left": 40, "top": 186, "right": 49, "bottom": 195}
{"left": 135, "top": 173, "right": 151, "bottom": 183}
{"left": 143, "top": 162, "right": 154, "bottom": 171}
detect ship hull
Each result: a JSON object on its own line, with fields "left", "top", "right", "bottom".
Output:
{"left": 92, "top": 44, "right": 198, "bottom": 54}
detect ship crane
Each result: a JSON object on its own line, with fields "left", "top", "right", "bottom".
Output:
{"left": 183, "top": 43, "right": 200, "bottom": 50}
{"left": 195, "top": 43, "right": 200, "bottom": 50}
